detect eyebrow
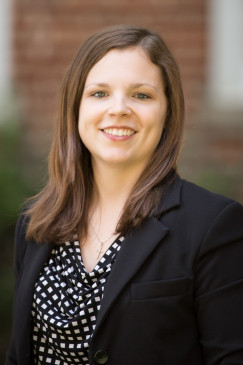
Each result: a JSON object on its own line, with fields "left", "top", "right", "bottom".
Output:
{"left": 84, "top": 82, "right": 159, "bottom": 92}
{"left": 84, "top": 82, "right": 108, "bottom": 89}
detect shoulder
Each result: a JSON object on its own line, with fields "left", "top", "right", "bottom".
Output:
{"left": 180, "top": 178, "right": 234, "bottom": 206}
{"left": 179, "top": 179, "right": 243, "bottom": 256}
{"left": 13, "top": 207, "right": 31, "bottom": 277}
{"left": 179, "top": 178, "right": 242, "bottom": 217}
{"left": 161, "top": 176, "right": 243, "bottom": 243}
{"left": 162, "top": 175, "right": 242, "bottom": 217}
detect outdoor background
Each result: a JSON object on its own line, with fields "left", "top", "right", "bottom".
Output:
{"left": 1, "top": 0, "right": 243, "bottom": 362}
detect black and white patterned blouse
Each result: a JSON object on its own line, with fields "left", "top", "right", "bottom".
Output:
{"left": 31, "top": 235, "right": 124, "bottom": 364}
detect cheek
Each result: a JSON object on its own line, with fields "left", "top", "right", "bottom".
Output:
{"left": 78, "top": 122, "right": 91, "bottom": 153}
{"left": 156, "top": 106, "right": 167, "bottom": 135}
{"left": 78, "top": 104, "right": 89, "bottom": 136}
{"left": 77, "top": 116, "right": 83, "bottom": 138}
{"left": 78, "top": 114, "right": 88, "bottom": 144}
{"left": 145, "top": 107, "right": 166, "bottom": 134}
{"left": 146, "top": 114, "right": 166, "bottom": 149}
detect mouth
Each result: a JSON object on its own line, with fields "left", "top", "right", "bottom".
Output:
{"left": 102, "top": 128, "right": 136, "bottom": 137}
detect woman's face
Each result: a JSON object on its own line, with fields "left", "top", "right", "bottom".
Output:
{"left": 78, "top": 46, "right": 167, "bottom": 171}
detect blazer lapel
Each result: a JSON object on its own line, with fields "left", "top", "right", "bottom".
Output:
{"left": 15, "top": 240, "right": 53, "bottom": 362}
{"left": 94, "top": 216, "right": 169, "bottom": 332}
{"left": 94, "top": 176, "right": 182, "bottom": 332}
{"left": 156, "top": 175, "right": 182, "bottom": 215}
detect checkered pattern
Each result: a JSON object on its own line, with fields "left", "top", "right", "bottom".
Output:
{"left": 31, "top": 235, "right": 124, "bottom": 364}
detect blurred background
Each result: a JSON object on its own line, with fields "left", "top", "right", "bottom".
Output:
{"left": 1, "top": 0, "right": 242, "bottom": 361}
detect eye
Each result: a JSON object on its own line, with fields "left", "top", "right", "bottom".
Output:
{"left": 134, "top": 93, "right": 151, "bottom": 100}
{"left": 91, "top": 91, "right": 107, "bottom": 98}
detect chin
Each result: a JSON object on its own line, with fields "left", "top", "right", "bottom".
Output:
{"left": 98, "top": 152, "right": 132, "bottom": 163}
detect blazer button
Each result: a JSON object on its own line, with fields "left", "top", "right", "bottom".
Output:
{"left": 94, "top": 350, "right": 109, "bottom": 364}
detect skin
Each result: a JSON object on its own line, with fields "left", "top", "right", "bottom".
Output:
{"left": 79, "top": 46, "right": 167, "bottom": 173}
{"left": 78, "top": 46, "right": 168, "bottom": 272}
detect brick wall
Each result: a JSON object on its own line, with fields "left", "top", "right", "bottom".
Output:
{"left": 13, "top": 0, "right": 206, "bottom": 154}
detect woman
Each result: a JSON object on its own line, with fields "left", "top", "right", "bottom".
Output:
{"left": 6, "top": 25, "right": 243, "bottom": 365}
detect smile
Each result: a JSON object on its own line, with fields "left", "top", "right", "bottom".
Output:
{"left": 102, "top": 128, "right": 136, "bottom": 136}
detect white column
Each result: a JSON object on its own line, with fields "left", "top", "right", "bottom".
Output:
{"left": 207, "top": 0, "right": 243, "bottom": 108}
{"left": 0, "top": 0, "right": 12, "bottom": 119}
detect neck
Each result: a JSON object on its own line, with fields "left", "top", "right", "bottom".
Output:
{"left": 92, "top": 160, "right": 144, "bottom": 212}
{"left": 85, "top": 160, "right": 145, "bottom": 250}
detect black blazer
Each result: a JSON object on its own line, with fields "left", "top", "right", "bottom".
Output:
{"left": 5, "top": 177, "right": 243, "bottom": 365}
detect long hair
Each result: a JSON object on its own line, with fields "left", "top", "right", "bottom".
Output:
{"left": 25, "top": 25, "right": 184, "bottom": 243}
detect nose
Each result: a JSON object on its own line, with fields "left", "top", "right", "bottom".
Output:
{"left": 108, "top": 94, "right": 131, "bottom": 117}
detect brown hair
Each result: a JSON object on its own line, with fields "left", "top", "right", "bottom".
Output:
{"left": 25, "top": 24, "right": 184, "bottom": 243}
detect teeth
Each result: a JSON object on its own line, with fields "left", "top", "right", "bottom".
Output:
{"left": 103, "top": 128, "right": 135, "bottom": 136}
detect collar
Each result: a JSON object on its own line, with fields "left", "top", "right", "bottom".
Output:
{"left": 155, "top": 175, "right": 182, "bottom": 217}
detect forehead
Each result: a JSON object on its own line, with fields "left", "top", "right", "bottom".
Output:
{"left": 85, "top": 46, "right": 164, "bottom": 86}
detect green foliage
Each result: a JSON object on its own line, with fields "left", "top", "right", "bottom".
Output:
{"left": 0, "top": 116, "right": 33, "bottom": 233}
{"left": 192, "top": 170, "right": 242, "bottom": 203}
{"left": 0, "top": 106, "right": 37, "bottom": 362}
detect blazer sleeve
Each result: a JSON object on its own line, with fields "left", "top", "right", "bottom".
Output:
{"left": 5, "top": 212, "right": 28, "bottom": 365}
{"left": 194, "top": 201, "right": 243, "bottom": 364}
